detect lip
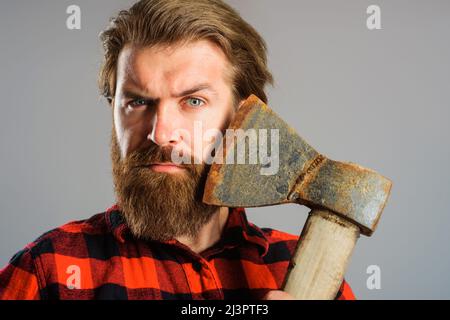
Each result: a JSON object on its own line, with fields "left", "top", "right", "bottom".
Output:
{"left": 148, "top": 163, "right": 185, "bottom": 173}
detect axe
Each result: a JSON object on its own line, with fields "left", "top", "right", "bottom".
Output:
{"left": 203, "top": 95, "right": 392, "bottom": 300}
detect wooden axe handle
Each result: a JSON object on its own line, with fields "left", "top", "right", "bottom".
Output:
{"left": 282, "top": 209, "right": 360, "bottom": 299}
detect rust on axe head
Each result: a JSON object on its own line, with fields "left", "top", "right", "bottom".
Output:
{"left": 202, "top": 95, "right": 392, "bottom": 236}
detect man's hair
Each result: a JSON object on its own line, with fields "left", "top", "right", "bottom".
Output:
{"left": 98, "top": 0, "right": 273, "bottom": 105}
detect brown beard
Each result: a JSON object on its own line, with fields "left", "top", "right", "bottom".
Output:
{"left": 110, "top": 129, "right": 219, "bottom": 242}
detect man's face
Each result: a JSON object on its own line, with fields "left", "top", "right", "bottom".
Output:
{"left": 111, "top": 40, "right": 238, "bottom": 241}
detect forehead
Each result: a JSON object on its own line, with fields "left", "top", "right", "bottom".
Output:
{"left": 116, "top": 40, "right": 232, "bottom": 91}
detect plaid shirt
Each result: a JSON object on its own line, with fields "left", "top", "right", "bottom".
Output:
{"left": 0, "top": 205, "right": 355, "bottom": 300}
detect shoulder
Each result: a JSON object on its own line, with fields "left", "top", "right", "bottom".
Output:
{"left": 249, "top": 221, "right": 299, "bottom": 260}
{"left": 23, "top": 210, "right": 110, "bottom": 259}
{"left": 0, "top": 209, "right": 111, "bottom": 299}
{"left": 260, "top": 227, "right": 299, "bottom": 243}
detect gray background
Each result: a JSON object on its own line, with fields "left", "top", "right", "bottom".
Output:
{"left": 1, "top": 0, "right": 449, "bottom": 299}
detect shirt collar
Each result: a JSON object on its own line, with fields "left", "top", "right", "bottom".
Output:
{"left": 105, "top": 204, "right": 269, "bottom": 257}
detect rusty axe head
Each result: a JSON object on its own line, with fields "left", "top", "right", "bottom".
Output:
{"left": 203, "top": 95, "right": 392, "bottom": 236}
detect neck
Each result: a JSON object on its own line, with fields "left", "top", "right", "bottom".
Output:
{"left": 176, "top": 206, "right": 229, "bottom": 254}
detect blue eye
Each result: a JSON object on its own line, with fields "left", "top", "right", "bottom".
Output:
{"left": 185, "top": 97, "right": 205, "bottom": 108}
{"left": 129, "top": 99, "right": 147, "bottom": 108}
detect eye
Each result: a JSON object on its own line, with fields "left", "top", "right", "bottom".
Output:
{"left": 184, "top": 97, "right": 205, "bottom": 108}
{"left": 128, "top": 99, "right": 148, "bottom": 108}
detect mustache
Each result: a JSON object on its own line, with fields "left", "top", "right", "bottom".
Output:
{"left": 123, "top": 143, "right": 197, "bottom": 170}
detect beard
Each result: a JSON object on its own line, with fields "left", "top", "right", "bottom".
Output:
{"left": 110, "top": 129, "right": 219, "bottom": 242}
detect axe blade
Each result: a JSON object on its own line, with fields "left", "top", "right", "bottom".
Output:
{"left": 203, "top": 94, "right": 318, "bottom": 207}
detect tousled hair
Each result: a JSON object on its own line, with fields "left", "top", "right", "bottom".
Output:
{"left": 98, "top": 0, "right": 273, "bottom": 105}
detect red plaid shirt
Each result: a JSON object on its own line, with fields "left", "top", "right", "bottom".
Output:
{"left": 0, "top": 205, "right": 355, "bottom": 300}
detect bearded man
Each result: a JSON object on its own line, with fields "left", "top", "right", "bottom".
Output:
{"left": 0, "top": 0, "right": 354, "bottom": 300}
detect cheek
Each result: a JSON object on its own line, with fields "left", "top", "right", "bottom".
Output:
{"left": 113, "top": 110, "right": 127, "bottom": 159}
{"left": 114, "top": 110, "right": 149, "bottom": 159}
{"left": 192, "top": 108, "right": 234, "bottom": 162}
{"left": 113, "top": 124, "right": 131, "bottom": 160}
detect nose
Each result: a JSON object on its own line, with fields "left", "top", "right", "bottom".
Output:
{"left": 147, "top": 103, "right": 181, "bottom": 147}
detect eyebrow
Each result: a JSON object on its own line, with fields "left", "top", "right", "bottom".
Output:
{"left": 122, "top": 82, "right": 217, "bottom": 100}
{"left": 174, "top": 84, "right": 217, "bottom": 98}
